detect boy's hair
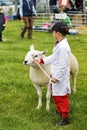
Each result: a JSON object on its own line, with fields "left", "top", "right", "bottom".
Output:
{"left": 51, "top": 22, "right": 69, "bottom": 36}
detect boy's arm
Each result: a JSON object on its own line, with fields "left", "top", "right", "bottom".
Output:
{"left": 33, "top": 58, "right": 58, "bottom": 83}
{"left": 19, "top": 0, "right": 23, "bottom": 19}
{"left": 3, "top": 16, "right": 8, "bottom": 27}
{"left": 32, "top": 5, "right": 37, "bottom": 18}
{"left": 33, "top": 58, "right": 44, "bottom": 64}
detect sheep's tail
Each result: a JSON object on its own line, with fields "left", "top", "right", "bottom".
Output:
{"left": 36, "top": 63, "right": 51, "bottom": 82}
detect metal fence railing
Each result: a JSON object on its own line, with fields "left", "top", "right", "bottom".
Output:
{"left": 33, "top": 13, "right": 87, "bottom": 34}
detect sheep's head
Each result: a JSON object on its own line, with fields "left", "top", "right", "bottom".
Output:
{"left": 23, "top": 44, "right": 48, "bottom": 66}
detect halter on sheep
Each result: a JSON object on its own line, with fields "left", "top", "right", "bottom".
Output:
{"left": 23, "top": 44, "right": 78, "bottom": 111}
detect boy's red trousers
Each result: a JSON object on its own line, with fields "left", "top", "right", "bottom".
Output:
{"left": 52, "top": 94, "right": 69, "bottom": 118}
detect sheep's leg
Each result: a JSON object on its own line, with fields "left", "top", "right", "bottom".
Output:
{"left": 46, "top": 83, "right": 51, "bottom": 111}
{"left": 33, "top": 83, "right": 42, "bottom": 109}
{"left": 71, "top": 73, "right": 77, "bottom": 93}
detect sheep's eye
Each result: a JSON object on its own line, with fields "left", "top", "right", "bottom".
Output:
{"left": 33, "top": 55, "right": 38, "bottom": 58}
{"left": 35, "top": 55, "right": 38, "bottom": 57}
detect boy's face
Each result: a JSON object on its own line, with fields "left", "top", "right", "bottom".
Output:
{"left": 53, "top": 31, "right": 57, "bottom": 40}
{"left": 52, "top": 31, "right": 60, "bottom": 41}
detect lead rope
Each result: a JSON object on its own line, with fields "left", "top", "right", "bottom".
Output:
{"left": 36, "top": 63, "right": 52, "bottom": 83}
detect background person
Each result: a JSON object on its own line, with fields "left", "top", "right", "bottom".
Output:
{"left": 0, "top": 6, "right": 8, "bottom": 42}
{"left": 19, "top": 0, "right": 37, "bottom": 39}
{"left": 49, "top": 0, "right": 58, "bottom": 13}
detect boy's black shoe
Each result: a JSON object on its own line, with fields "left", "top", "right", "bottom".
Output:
{"left": 56, "top": 118, "right": 69, "bottom": 125}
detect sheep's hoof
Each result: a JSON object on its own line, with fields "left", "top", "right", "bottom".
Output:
{"left": 72, "top": 88, "right": 76, "bottom": 94}
{"left": 36, "top": 105, "right": 42, "bottom": 109}
{"left": 46, "top": 109, "right": 49, "bottom": 112}
{"left": 46, "top": 107, "right": 50, "bottom": 112}
{"left": 73, "top": 91, "right": 76, "bottom": 94}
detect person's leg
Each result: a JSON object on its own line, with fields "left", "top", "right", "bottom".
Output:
{"left": 58, "top": 94, "right": 70, "bottom": 125}
{"left": 28, "top": 16, "right": 33, "bottom": 39}
{"left": 0, "top": 32, "right": 2, "bottom": 41}
{"left": 52, "top": 94, "right": 70, "bottom": 125}
{"left": 52, "top": 96, "right": 61, "bottom": 114}
{"left": 59, "top": 94, "right": 69, "bottom": 118}
{"left": 20, "top": 16, "right": 28, "bottom": 38}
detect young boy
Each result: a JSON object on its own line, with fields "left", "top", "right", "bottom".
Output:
{"left": 33, "top": 22, "right": 71, "bottom": 125}
{"left": 0, "top": 6, "right": 8, "bottom": 41}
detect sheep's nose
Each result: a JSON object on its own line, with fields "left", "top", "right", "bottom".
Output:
{"left": 24, "top": 61, "right": 28, "bottom": 64}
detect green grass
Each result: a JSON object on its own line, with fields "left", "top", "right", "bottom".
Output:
{"left": 0, "top": 20, "right": 87, "bottom": 130}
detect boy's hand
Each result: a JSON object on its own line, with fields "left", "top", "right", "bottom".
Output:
{"left": 33, "top": 59, "right": 40, "bottom": 64}
{"left": 20, "top": 16, "right": 23, "bottom": 19}
{"left": 51, "top": 77, "right": 58, "bottom": 83}
{"left": 3, "top": 24, "right": 6, "bottom": 27}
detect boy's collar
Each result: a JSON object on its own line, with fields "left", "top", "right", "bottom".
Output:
{"left": 55, "top": 38, "right": 65, "bottom": 46}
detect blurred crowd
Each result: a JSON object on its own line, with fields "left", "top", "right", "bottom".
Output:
{"left": 49, "top": 0, "right": 83, "bottom": 13}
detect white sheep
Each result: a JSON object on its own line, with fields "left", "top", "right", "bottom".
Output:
{"left": 23, "top": 44, "right": 78, "bottom": 111}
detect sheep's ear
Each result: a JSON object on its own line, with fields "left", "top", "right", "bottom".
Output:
{"left": 42, "top": 50, "right": 48, "bottom": 55}
{"left": 30, "top": 44, "right": 34, "bottom": 51}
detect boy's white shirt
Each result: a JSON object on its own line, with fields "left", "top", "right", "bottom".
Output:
{"left": 43, "top": 38, "right": 71, "bottom": 96}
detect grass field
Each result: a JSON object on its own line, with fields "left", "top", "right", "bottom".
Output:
{"left": 0, "top": 20, "right": 87, "bottom": 130}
